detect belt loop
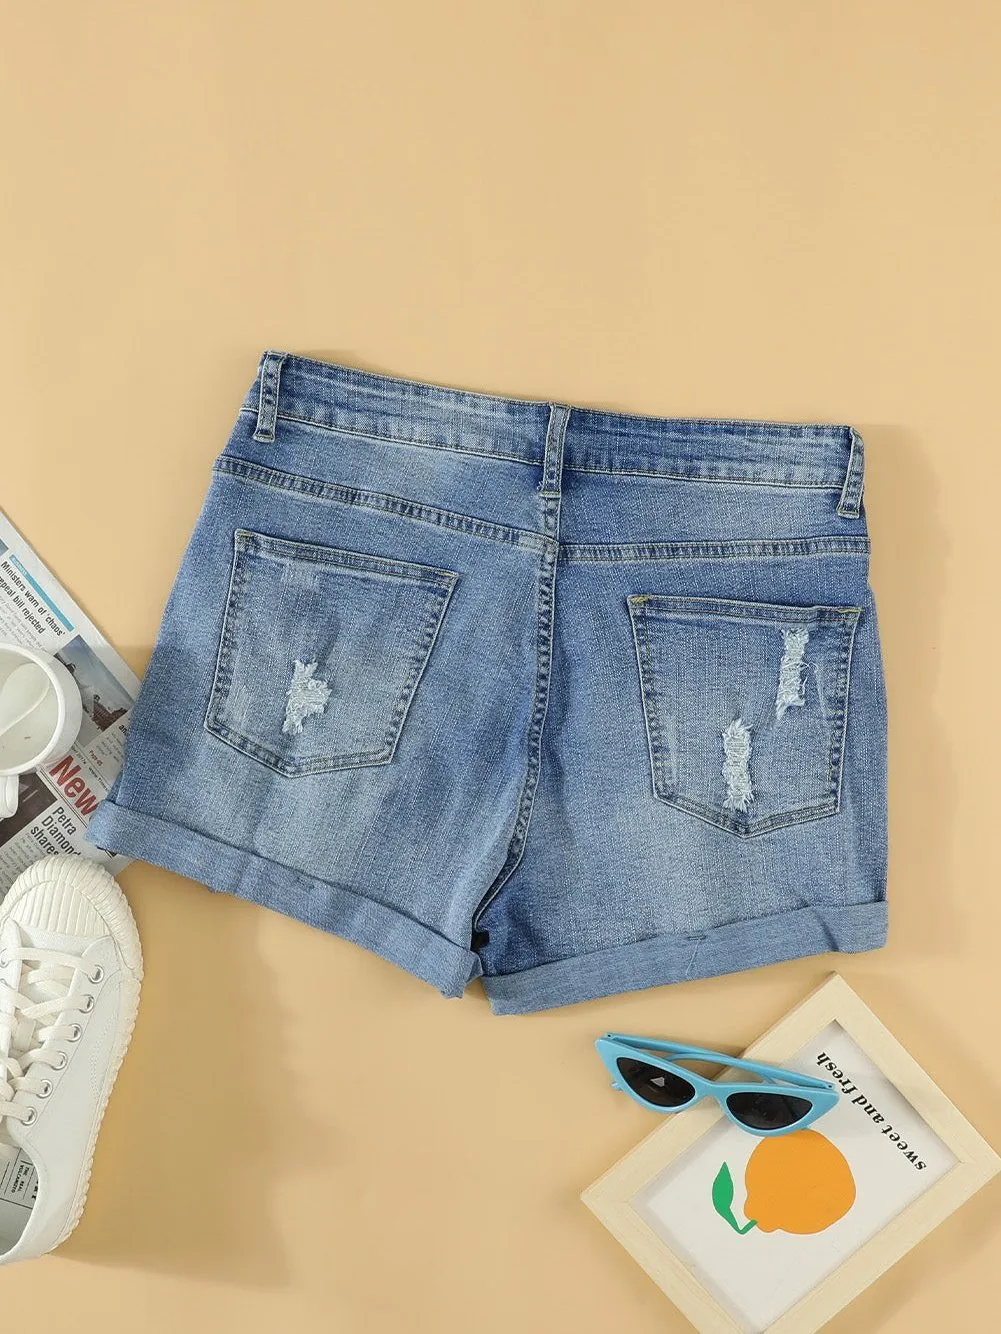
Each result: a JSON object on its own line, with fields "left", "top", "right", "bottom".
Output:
{"left": 837, "top": 427, "right": 865, "bottom": 519}
{"left": 540, "top": 404, "right": 570, "bottom": 496}
{"left": 252, "top": 350, "right": 288, "bottom": 443}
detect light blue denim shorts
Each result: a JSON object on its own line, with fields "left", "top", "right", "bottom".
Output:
{"left": 87, "top": 352, "right": 888, "bottom": 1013}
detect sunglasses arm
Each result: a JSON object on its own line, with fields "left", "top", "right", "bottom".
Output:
{"left": 599, "top": 1035, "right": 834, "bottom": 1092}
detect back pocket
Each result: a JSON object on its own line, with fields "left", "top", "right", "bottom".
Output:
{"left": 626, "top": 594, "right": 861, "bottom": 837}
{"left": 206, "top": 530, "right": 459, "bottom": 775}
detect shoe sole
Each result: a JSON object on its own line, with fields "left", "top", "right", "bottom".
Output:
{"left": 1, "top": 855, "right": 143, "bottom": 1254}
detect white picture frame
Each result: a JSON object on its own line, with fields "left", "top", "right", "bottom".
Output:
{"left": 581, "top": 973, "right": 1000, "bottom": 1334}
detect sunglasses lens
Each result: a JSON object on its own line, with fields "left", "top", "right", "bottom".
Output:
{"left": 616, "top": 1057, "right": 696, "bottom": 1108}
{"left": 725, "top": 1090, "right": 814, "bottom": 1131}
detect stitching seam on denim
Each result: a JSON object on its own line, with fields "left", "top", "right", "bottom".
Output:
{"left": 215, "top": 456, "right": 546, "bottom": 551}
{"left": 828, "top": 607, "right": 861, "bottom": 797}
{"left": 561, "top": 537, "right": 870, "bottom": 563}
{"left": 470, "top": 542, "right": 560, "bottom": 930}
{"left": 234, "top": 529, "right": 459, "bottom": 584}
{"left": 206, "top": 720, "right": 395, "bottom": 774}
{"left": 236, "top": 407, "right": 538, "bottom": 467}
{"left": 628, "top": 602, "right": 670, "bottom": 802}
{"left": 204, "top": 532, "right": 245, "bottom": 742}
{"left": 568, "top": 410, "right": 851, "bottom": 436}
{"left": 563, "top": 463, "right": 842, "bottom": 488}
{"left": 664, "top": 794, "right": 839, "bottom": 837}
{"left": 471, "top": 435, "right": 564, "bottom": 932}
{"left": 632, "top": 597, "right": 862, "bottom": 624}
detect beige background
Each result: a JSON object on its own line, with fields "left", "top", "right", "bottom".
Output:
{"left": 2, "top": 2, "right": 999, "bottom": 1330}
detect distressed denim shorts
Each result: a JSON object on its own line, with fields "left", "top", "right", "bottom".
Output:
{"left": 87, "top": 352, "right": 888, "bottom": 1014}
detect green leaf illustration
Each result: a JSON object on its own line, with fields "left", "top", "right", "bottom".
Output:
{"left": 711, "top": 1163, "right": 757, "bottom": 1235}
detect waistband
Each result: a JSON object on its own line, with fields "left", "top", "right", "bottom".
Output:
{"left": 241, "top": 350, "right": 861, "bottom": 492}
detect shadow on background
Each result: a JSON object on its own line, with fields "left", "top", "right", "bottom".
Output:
{"left": 862, "top": 424, "right": 957, "bottom": 958}
{"left": 61, "top": 860, "right": 326, "bottom": 1287}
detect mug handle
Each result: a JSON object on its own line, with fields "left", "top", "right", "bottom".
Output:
{"left": 0, "top": 775, "right": 17, "bottom": 820}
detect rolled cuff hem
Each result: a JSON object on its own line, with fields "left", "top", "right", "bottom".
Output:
{"left": 86, "top": 798, "right": 481, "bottom": 998}
{"left": 482, "top": 901, "right": 888, "bottom": 1014}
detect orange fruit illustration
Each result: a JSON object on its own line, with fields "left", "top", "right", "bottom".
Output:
{"left": 742, "top": 1129, "right": 856, "bottom": 1235}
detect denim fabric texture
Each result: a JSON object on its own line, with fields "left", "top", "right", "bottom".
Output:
{"left": 87, "top": 351, "right": 888, "bottom": 1014}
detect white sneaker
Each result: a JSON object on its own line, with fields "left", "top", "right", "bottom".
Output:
{"left": 0, "top": 855, "right": 142, "bottom": 1263}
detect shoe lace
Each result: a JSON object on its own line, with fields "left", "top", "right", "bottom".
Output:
{"left": 0, "top": 947, "right": 95, "bottom": 1162}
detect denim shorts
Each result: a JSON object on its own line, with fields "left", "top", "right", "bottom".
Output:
{"left": 87, "top": 351, "right": 888, "bottom": 1014}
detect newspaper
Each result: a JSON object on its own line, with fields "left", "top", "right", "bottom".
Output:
{"left": 0, "top": 511, "right": 139, "bottom": 892}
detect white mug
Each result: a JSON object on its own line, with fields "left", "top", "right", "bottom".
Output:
{"left": 0, "top": 644, "right": 83, "bottom": 819}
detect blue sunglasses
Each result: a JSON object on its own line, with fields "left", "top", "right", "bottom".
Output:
{"left": 596, "top": 1034, "right": 839, "bottom": 1137}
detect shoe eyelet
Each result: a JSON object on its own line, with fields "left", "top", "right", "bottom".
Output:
{"left": 68, "top": 1023, "right": 83, "bottom": 1042}
{"left": 0, "top": 952, "right": 8, "bottom": 967}
{"left": 88, "top": 965, "right": 104, "bottom": 984}
{"left": 80, "top": 994, "right": 95, "bottom": 1013}
{"left": 38, "top": 1079, "right": 52, "bottom": 1098}
{"left": 53, "top": 1052, "right": 69, "bottom": 1070}
{"left": 22, "top": 1107, "right": 37, "bottom": 1126}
